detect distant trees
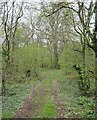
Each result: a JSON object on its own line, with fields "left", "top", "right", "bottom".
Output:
{"left": 21, "top": 2, "right": 73, "bottom": 69}
{"left": 39, "top": 2, "right": 73, "bottom": 69}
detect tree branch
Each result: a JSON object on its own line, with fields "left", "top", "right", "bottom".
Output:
{"left": 45, "top": 3, "right": 78, "bottom": 17}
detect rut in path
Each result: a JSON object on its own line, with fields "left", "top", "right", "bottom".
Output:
{"left": 14, "top": 81, "right": 42, "bottom": 118}
{"left": 52, "top": 80, "right": 68, "bottom": 118}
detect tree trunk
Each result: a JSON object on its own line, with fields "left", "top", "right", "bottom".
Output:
{"left": 2, "top": 62, "right": 10, "bottom": 95}
{"left": 2, "top": 70, "right": 6, "bottom": 96}
{"left": 53, "top": 42, "right": 59, "bottom": 69}
{"left": 82, "top": 41, "right": 86, "bottom": 75}
{"left": 2, "top": 39, "right": 11, "bottom": 95}
{"left": 81, "top": 38, "right": 86, "bottom": 94}
{"left": 50, "top": 53, "right": 53, "bottom": 69}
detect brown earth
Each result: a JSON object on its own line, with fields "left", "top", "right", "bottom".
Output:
{"left": 52, "top": 80, "right": 68, "bottom": 118}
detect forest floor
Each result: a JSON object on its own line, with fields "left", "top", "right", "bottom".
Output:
{"left": 2, "top": 69, "right": 95, "bottom": 118}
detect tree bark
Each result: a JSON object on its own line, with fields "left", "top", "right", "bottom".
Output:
{"left": 82, "top": 40, "right": 86, "bottom": 89}
{"left": 2, "top": 71, "right": 6, "bottom": 95}
{"left": 53, "top": 42, "right": 59, "bottom": 69}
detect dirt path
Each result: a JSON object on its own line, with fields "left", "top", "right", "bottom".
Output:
{"left": 14, "top": 73, "right": 68, "bottom": 118}
{"left": 52, "top": 80, "right": 68, "bottom": 118}
{"left": 14, "top": 81, "right": 42, "bottom": 118}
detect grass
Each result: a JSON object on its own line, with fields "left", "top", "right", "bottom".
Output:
{"left": 2, "top": 112, "right": 14, "bottom": 118}
{"left": 2, "top": 78, "right": 40, "bottom": 118}
{"left": 43, "top": 102, "right": 57, "bottom": 118}
{"left": 41, "top": 90, "right": 57, "bottom": 118}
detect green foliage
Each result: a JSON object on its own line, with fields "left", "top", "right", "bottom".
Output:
{"left": 85, "top": 47, "right": 95, "bottom": 71}
{"left": 39, "top": 46, "right": 52, "bottom": 68}
{"left": 60, "top": 41, "right": 82, "bottom": 72}
{"left": 7, "top": 43, "right": 53, "bottom": 83}
{"left": 13, "top": 43, "right": 39, "bottom": 74}
{"left": 77, "top": 96, "right": 95, "bottom": 118}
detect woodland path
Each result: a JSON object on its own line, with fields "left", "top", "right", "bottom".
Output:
{"left": 14, "top": 71, "right": 68, "bottom": 118}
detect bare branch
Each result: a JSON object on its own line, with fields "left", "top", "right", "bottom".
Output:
{"left": 45, "top": 4, "right": 78, "bottom": 17}
{"left": 73, "top": 49, "right": 82, "bottom": 54}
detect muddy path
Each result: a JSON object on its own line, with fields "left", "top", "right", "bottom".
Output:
{"left": 52, "top": 80, "right": 68, "bottom": 118}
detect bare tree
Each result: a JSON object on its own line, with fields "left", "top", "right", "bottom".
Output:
{"left": 1, "top": 0, "right": 24, "bottom": 95}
